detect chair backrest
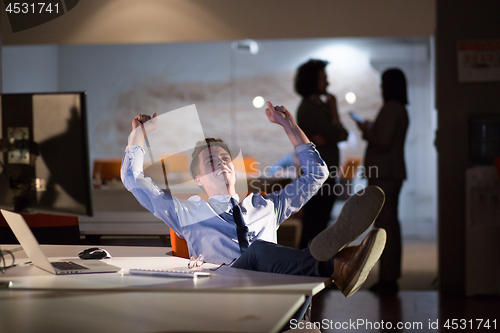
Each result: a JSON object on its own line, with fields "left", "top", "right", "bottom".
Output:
{"left": 0, "top": 212, "right": 80, "bottom": 245}
{"left": 0, "top": 212, "right": 79, "bottom": 228}
{"left": 169, "top": 228, "right": 190, "bottom": 259}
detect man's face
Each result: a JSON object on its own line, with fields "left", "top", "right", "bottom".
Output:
{"left": 194, "top": 146, "right": 235, "bottom": 194}
{"left": 317, "top": 69, "right": 329, "bottom": 95}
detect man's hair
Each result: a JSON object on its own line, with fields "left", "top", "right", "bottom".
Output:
{"left": 294, "top": 59, "right": 329, "bottom": 98}
{"left": 382, "top": 68, "right": 408, "bottom": 105}
{"left": 190, "top": 138, "right": 232, "bottom": 178}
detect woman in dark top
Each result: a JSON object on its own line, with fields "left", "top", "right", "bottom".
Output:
{"left": 295, "top": 59, "right": 348, "bottom": 250}
{"left": 355, "top": 68, "right": 409, "bottom": 294}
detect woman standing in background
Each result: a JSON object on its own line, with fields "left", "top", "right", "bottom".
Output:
{"left": 295, "top": 59, "right": 348, "bottom": 250}
{"left": 354, "top": 68, "right": 409, "bottom": 294}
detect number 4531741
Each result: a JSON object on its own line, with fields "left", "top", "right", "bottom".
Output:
{"left": 5, "top": 3, "right": 60, "bottom": 14}
{"left": 444, "top": 319, "right": 497, "bottom": 330}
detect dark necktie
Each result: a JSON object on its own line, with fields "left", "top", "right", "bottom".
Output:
{"left": 230, "top": 197, "right": 249, "bottom": 253}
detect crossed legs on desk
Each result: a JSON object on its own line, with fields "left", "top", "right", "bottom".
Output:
{"left": 232, "top": 186, "right": 387, "bottom": 298}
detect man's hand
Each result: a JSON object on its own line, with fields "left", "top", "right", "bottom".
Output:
{"left": 132, "top": 113, "right": 158, "bottom": 133}
{"left": 265, "top": 101, "right": 310, "bottom": 147}
{"left": 265, "top": 102, "right": 296, "bottom": 128}
{"left": 128, "top": 113, "right": 158, "bottom": 147}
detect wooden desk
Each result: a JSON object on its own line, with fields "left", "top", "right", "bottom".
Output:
{"left": 0, "top": 245, "right": 328, "bottom": 332}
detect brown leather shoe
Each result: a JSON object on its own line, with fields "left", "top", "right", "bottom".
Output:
{"left": 310, "top": 186, "right": 385, "bottom": 261}
{"left": 332, "top": 228, "right": 386, "bottom": 297}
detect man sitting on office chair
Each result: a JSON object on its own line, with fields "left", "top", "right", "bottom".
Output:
{"left": 121, "top": 101, "right": 386, "bottom": 297}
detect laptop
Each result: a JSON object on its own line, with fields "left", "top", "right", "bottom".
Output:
{"left": 1, "top": 209, "right": 122, "bottom": 275}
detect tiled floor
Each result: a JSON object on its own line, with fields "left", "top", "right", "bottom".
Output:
{"left": 310, "top": 291, "right": 438, "bottom": 333}
{"left": 308, "top": 234, "right": 499, "bottom": 333}
{"left": 310, "top": 290, "right": 499, "bottom": 333}
{"left": 364, "top": 238, "right": 438, "bottom": 292}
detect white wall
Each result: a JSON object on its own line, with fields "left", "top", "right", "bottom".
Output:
{"left": 2, "top": 45, "right": 59, "bottom": 92}
{"left": 57, "top": 42, "right": 232, "bottom": 160}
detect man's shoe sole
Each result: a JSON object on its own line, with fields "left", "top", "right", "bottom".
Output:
{"left": 309, "top": 186, "right": 385, "bottom": 261}
{"left": 341, "top": 228, "right": 387, "bottom": 297}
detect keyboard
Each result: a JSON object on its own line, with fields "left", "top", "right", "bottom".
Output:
{"left": 52, "top": 261, "right": 89, "bottom": 271}
{"left": 129, "top": 268, "right": 212, "bottom": 278}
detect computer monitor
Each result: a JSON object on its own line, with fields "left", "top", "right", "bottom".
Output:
{"left": 0, "top": 92, "right": 93, "bottom": 216}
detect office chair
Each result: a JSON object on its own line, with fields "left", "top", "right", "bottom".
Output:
{"left": 0, "top": 213, "right": 80, "bottom": 245}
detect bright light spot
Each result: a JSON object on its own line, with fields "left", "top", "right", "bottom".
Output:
{"left": 253, "top": 96, "right": 265, "bottom": 108}
{"left": 345, "top": 92, "right": 357, "bottom": 104}
{"left": 309, "top": 45, "right": 370, "bottom": 72}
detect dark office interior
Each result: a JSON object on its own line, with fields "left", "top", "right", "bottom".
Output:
{"left": 1, "top": 1, "right": 499, "bottom": 332}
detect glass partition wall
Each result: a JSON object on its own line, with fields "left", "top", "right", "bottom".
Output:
{"left": 2, "top": 37, "right": 436, "bottom": 239}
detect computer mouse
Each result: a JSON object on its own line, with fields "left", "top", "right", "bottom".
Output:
{"left": 78, "top": 247, "right": 112, "bottom": 260}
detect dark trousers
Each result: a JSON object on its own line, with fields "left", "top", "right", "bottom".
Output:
{"left": 232, "top": 240, "right": 326, "bottom": 277}
{"left": 299, "top": 176, "right": 338, "bottom": 249}
{"left": 368, "top": 178, "right": 403, "bottom": 282}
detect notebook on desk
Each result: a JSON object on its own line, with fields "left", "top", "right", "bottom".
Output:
{"left": 1, "top": 209, "right": 122, "bottom": 275}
